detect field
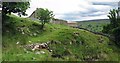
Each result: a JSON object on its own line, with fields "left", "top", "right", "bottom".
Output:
{"left": 77, "top": 19, "right": 110, "bottom": 32}
{"left": 2, "top": 15, "right": 120, "bottom": 61}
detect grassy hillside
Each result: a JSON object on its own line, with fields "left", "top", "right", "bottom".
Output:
{"left": 77, "top": 20, "right": 110, "bottom": 32}
{"left": 2, "top": 15, "right": 120, "bottom": 61}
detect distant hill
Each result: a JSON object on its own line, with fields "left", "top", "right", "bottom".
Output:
{"left": 76, "top": 19, "right": 110, "bottom": 22}
{"left": 77, "top": 19, "right": 110, "bottom": 32}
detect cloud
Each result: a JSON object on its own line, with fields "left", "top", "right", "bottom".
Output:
{"left": 93, "top": 2, "right": 117, "bottom": 6}
{"left": 62, "top": 11, "right": 107, "bottom": 21}
{"left": 25, "top": 0, "right": 119, "bottom": 21}
{"left": 92, "top": 2, "right": 118, "bottom": 9}
{"left": 86, "top": 0, "right": 119, "bottom": 2}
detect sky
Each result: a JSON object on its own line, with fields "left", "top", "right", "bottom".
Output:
{"left": 25, "top": 0, "right": 119, "bottom": 21}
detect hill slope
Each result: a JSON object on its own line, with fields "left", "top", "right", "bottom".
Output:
{"left": 2, "top": 15, "right": 119, "bottom": 61}
{"left": 77, "top": 19, "right": 110, "bottom": 32}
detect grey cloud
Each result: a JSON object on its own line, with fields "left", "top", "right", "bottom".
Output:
{"left": 62, "top": 7, "right": 103, "bottom": 21}
{"left": 63, "top": 8, "right": 99, "bottom": 16}
{"left": 61, "top": 2, "right": 118, "bottom": 21}
{"left": 86, "top": 12, "right": 105, "bottom": 17}
{"left": 92, "top": 2, "right": 118, "bottom": 7}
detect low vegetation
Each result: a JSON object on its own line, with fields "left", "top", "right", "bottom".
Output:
{"left": 2, "top": 15, "right": 120, "bottom": 61}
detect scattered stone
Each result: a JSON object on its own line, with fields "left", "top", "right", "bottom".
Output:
{"left": 70, "top": 42, "right": 72, "bottom": 45}
{"left": 46, "top": 41, "right": 51, "bottom": 44}
{"left": 40, "top": 51, "right": 45, "bottom": 54}
{"left": 22, "top": 32, "right": 25, "bottom": 35}
{"left": 24, "top": 42, "right": 52, "bottom": 52}
{"left": 49, "top": 50, "right": 52, "bottom": 52}
{"left": 35, "top": 51, "right": 41, "bottom": 54}
{"left": 32, "top": 44, "right": 40, "bottom": 51}
{"left": 16, "top": 41, "right": 20, "bottom": 44}
{"left": 33, "top": 33, "right": 37, "bottom": 36}
{"left": 29, "top": 41, "right": 32, "bottom": 43}
{"left": 21, "top": 29, "right": 24, "bottom": 32}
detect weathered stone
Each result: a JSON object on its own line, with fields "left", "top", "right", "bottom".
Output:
{"left": 16, "top": 41, "right": 20, "bottom": 44}
{"left": 28, "top": 41, "right": 32, "bottom": 43}
{"left": 24, "top": 42, "right": 52, "bottom": 52}
{"left": 33, "top": 33, "right": 37, "bottom": 36}
{"left": 35, "top": 51, "right": 41, "bottom": 54}
{"left": 70, "top": 42, "right": 72, "bottom": 45}
{"left": 40, "top": 51, "right": 45, "bottom": 54}
{"left": 22, "top": 32, "right": 25, "bottom": 35}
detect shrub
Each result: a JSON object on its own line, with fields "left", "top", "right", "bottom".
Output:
{"left": 112, "top": 27, "right": 120, "bottom": 46}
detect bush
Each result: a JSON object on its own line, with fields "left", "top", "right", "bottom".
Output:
{"left": 112, "top": 27, "right": 120, "bottom": 46}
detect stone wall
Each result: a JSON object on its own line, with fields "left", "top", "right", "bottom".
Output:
{"left": 50, "top": 19, "right": 67, "bottom": 25}
{"left": 67, "top": 21, "right": 78, "bottom": 27}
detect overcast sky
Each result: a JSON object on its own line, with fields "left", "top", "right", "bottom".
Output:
{"left": 25, "top": 0, "right": 119, "bottom": 21}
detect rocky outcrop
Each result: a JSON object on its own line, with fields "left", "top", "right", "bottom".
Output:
{"left": 24, "top": 42, "right": 52, "bottom": 52}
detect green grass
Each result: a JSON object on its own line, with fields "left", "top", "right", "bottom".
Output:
{"left": 2, "top": 15, "right": 120, "bottom": 61}
{"left": 78, "top": 20, "right": 110, "bottom": 32}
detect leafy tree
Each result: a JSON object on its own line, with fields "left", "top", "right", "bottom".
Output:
{"left": 103, "top": 9, "right": 120, "bottom": 46}
{"left": 103, "top": 9, "right": 120, "bottom": 33}
{"left": 2, "top": 2, "right": 30, "bottom": 16}
{"left": 107, "top": 9, "right": 119, "bottom": 28}
{"left": 36, "top": 8, "right": 54, "bottom": 29}
{"left": 112, "top": 27, "right": 120, "bottom": 46}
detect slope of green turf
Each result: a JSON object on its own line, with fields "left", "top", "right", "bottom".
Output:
{"left": 2, "top": 15, "right": 119, "bottom": 61}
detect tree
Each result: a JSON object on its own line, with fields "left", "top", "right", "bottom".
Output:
{"left": 107, "top": 9, "right": 119, "bottom": 28}
{"left": 112, "top": 27, "right": 120, "bottom": 46}
{"left": 102, "top": 9, "right": 120, "bottom": 46}
{"left": 103, "top": 9, "right": 120, "bottom": 33}
{"left": 36, "top": 8, "right": 54, "bottom": 29}
{"left": 2, "top": 2, "right": 30, "bottom": 16}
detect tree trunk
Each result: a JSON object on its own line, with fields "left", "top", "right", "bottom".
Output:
{"left": 41, "top": 20, "right": 45, "bottom": 30}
